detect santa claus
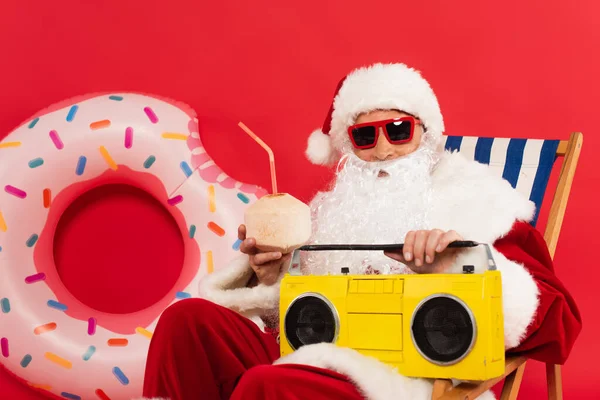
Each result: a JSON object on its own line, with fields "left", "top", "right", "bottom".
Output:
{"left": 140, "top": 63, "right": 581, "bottom": 400}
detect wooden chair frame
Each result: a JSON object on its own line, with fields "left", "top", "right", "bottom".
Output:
{"left": 432, "top": 132, "right": 584, "bottom": 400}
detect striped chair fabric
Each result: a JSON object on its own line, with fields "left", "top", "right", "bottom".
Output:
{"left": 441, "top": 136, "right": 560, "bottom": 227}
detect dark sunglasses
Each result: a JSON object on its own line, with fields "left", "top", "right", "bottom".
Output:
{"left": 347, "top": 117, "right": 422, "bottom": 149}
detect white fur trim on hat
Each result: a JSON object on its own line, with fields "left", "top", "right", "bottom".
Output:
{"left": 330, "top": 63, "right": 445, "bottom": 158}
{"left": 306, "top": 129, "right": 337, "bottom": 165}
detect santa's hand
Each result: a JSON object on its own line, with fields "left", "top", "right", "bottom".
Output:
{"left": 238, "top": 224, "right": 291, "bottom": 286}
{"left": 384, "top": 229, "right": 463, "bottom": 274}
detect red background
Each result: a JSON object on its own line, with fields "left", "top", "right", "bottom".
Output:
{"left": 1, "top": 0, "right": 598, "bottom": 398}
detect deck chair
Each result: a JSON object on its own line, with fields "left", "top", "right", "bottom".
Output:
{"left": 431, "top": 132, "right": 583, "bottom": 400}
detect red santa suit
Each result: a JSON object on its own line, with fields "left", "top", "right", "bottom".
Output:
{"left": 139, "top": 63, "right": 581, "bottom": 400}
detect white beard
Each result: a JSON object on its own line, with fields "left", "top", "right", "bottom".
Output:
{"left": 305, "top": 146, "right": 437, "bottom": 276}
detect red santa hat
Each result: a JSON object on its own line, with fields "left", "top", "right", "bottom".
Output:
{"left": 306, "top": 63, "right": 445, "bottom": 165}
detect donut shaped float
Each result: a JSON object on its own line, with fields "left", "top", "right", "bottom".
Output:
{"left": 0, "top": 93, "right": 266, "bottom": 399}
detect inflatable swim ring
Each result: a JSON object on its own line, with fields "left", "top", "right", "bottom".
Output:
{"left": 0, "top": 93, "right": 267, "bottom": 399}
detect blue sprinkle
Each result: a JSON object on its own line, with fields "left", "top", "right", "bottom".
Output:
{"left": 0, "top": 246, "right": 2, "bottom": 252}
{"left": 28, "top": 158, "right": 44, "bottom": 168}
{"left": 180, "top": 161, "right": 193, "bottom": 178}
{"left": 82, "top": 346, "right": 96, "bottom": 361}
{"left": 75, "top": 156, "right": 87, "bottom": 176}
{"left": 233, "top": 239, "right": 242, "bottom": 251}
{"left": 113, "top": 367, "right": 129, "bottom": 385}
{"left": 189, "top": 225, "right": 196, "bottom": 239}
{"left": 143, "top": 155, "right": 156, "bottom": 169}
{"left": 176, "top": 291, "right": 191, "bottom": 299}
{"left": 66, "top": 105, "right": 79, "bottom": 122}
{"left": 26, "top": 234, "right": 39, "bottom": 248}
{"left": 237, "top": 193, "right": 250, "bottom": 204}
{"left": 28, "top": 118, "right": 39, "bottom": 129}
{"left": 20, "top": 354, "right": 32, "bottom": 368}
{"left": 109, "top": 95, "right": 123, "bottom": 101}
{"left": 61, "top": 392, "right": 81, "bottom": 400}
{"left": 1, "top": 298, "right": 9, "bottom": 313}
{"left": 47, "top": 300, "right": 68, "bottom": 312}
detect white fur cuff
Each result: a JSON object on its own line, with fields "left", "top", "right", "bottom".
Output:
{"left": 275, "top": 343, "right": 433, "bottom": 400}
{"left": 453, "top": 245, "right": 540, "bottom": 349}
{"left": 198, "top": 254, "right": 281, "bottom": 315}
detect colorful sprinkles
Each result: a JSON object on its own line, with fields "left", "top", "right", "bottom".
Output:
{"left": 90, "top": 120, "right": 111, "bottom": 130}
{"left": 45, "top": 352, "right": 72, "bottom": 369}
{"left": 180, "top": 161, "right": 193, "bottom": 178}
{"left": 1, "top": 298, "right": 10, "bottom": 313}
{"left": 61, "top": 392, "right": 81, "bottom": 400}
{"left": 143, "top": 155, "right": 156, "bottom": 169}
{"left": 25, "top": 273, "right": 46, "bottom": 284}
{"left": 47, "top": 300, "right": 68, "bottom": 312}
{"left": 75, "top": 156, "right": 87, "bottom": 176}
{"left": 88, "top": 318, "right": 97, "bottom": 335}
{"left": 113, "top": 367, "right": 130, "bottom": 385}
{"left": 0, "top": 141, "right": 22, "bottom": 148}
{"left": 82, "top": 346, "right": 96, "bottom": 361}
{"left": 135, "top": 327, "right": 153, "bottom": 339}
{"left": 26, "top": 234, "right": 39, "bottom": 248}
{"left": 144, "top": 107, "right": 158, "bottom": 124}
{"left": 99, "top": 146, "right": 118, "bottom": 170}
{"left": 207, "top": 250, "right": 214, "bottom": 274}
{"left": 1, "top": 95, "right": 260, "bottom": 399}
{"left": 161, "top": 132, "right": 187, "bottom": 140}
{"left": 208, "top": 222, "right": 225, "bottom": 237}
{"left": 124, "top": 127, "right": 133, "bottom": 149}
{"left": 208, "top": 185, "right": 216, "bottom": 212}
{"left": 28, "top": 118, "right": 40, "bottom": 129}
{"left": 66, "top": 105, "right": 79, "bottom": 122}
{"left": 167, "top": 195, "right": 183, "bottom": 206}
{"left": 1, "top": 338, "right": 8, "bottom": 357}
{"left": 21, "top": 354, "right": 32, "bottom": 368}
{"left": 43, "top": 188, "right": 52, "bottom": 208}
{"left": 28, "top": 158, "right": 44, "bottom": 168}
{"left": 49, "top": 130, "right": 64, "bottom": 150}
{"left": 95, "top": 389, "right": 111, "bottom": 400}
{"left": 233, "top": 239, "right": 242, "bottom": 251}
{"left": 107, "top": 338, "right": 128, "bottom": 347}
{"left": 5, "top": 185, "right": 27, "bottom": 199}
{"left": 34, "top": 322, "right": 57, "bottom": 335}
{"left": 0, "top": 211, "right": 7, "bottom": 232}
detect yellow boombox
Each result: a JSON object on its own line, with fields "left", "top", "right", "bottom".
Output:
{"left": 279, "top": 242, "right": 505, "bottom": 381}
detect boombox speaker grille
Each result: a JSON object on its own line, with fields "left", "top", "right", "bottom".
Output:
{"left": 284, "top": 293, "right": 339, "bottom": 350}
{"left": 411, "top": 295, "right": 476, "bottom": 365}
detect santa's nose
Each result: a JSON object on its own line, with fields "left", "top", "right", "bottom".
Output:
{"left": 373, "top": 130, "right": 396, "bottom": 161}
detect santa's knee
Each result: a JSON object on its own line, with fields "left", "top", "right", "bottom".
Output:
{"left": 234, "top": 365, "right": 280, "bottom": 395}
{"left": 155, "top": 298, "right": 223, "bottom": 337}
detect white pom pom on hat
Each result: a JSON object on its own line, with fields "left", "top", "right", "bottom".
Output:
{"left": 305, "top": 63, "right": 445, "bottom": 166}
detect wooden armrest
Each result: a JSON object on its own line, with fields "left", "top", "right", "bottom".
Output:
{"left": 432, "top": 356, "right": 527, "bottom": 400}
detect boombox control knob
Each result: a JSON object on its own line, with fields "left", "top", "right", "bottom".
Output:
{"left": 463, "top": 265, "right": 475, "bottom": 274}
{"left": 341, "top": 267, "right": 350, "bottom": 275}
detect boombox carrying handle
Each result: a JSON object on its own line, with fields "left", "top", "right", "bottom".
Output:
{"left": 287, "top": 242, "right": 497, "bottom": 275}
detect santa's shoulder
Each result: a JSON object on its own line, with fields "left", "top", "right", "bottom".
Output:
{"left": 430, "top": 151, "right": 536, "bottom": 241}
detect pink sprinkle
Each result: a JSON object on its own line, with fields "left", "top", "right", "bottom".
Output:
{"left": 49, "top": 130, "right": 64, "bottom": 150}
{"left": 1, "top": 338, "right": 8, "bottom": 357}
{"left": 167, "top": 195, "right": 183, "bottom": 206}
{"left": 25, "top": 272, "right": 46, "bottom": 284}
{"left": 88, "top": 318, "right": 97, "bottom": 335}
{"left": 144, "top": 107, "right": 158, "bottom": 124}
{"left": 5, "top": 185, "right": 27, "bottom": 199}
{"left": 124, "top": 127, "right": 134, "bottom": 149}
